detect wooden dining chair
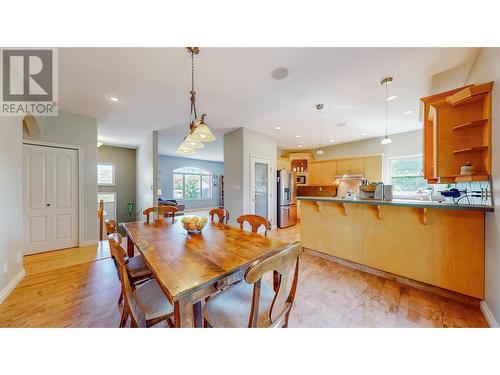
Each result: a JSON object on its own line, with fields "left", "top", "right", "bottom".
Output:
{"left": 143, "top": 206, "right": 178, "bottom": 224}
{"left": 209, "top": 208, "right": 230, "bottom": 224}
{"left": 108, "top": 233, "right": 153, "bottom": 305}
{"left": 236, "top": 214, "right": 271, "bottom": 236}
{"left": 202, "top": 241, "right": 302, "bottom": 328}
{"left": 105, "top": 219, "right": 116, "bottom": 235}
{"left": 109, "top": 234, "right": 175, "bottom": 328}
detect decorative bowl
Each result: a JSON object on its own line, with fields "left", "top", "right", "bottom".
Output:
{"left": 181, "top": 216, "right": 208, "bottom": 233}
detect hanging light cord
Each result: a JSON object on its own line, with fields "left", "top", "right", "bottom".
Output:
{"left": 318, "top": 107, "right": 322, "bottom": 150}
{"left": 385, "top": 81, "right": 388, "bottom": 138}
{"left": 190, "top": 50, "right": 198, "bottom": 121}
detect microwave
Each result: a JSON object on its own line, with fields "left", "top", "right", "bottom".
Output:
{"left": 297, "top": 175, "right": 306, "bottom": 185}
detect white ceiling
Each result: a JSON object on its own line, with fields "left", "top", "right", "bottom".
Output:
{"left": 59, "top": 48, "right": 479, "bottom": 161}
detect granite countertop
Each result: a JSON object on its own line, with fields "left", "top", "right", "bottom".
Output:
{"left": 297, "top": 196, "right": 494, "bottom": 212}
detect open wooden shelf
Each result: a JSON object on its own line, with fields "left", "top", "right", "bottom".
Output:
{"left": 421, "top": 81, "right": 493, "bottom": 184}
{"left": 452, "top": 173, "right": 490, "bottom": 182}
{"left": 451, "top": 146, "right": 488, "bottom": 154}
{"left": 452, "top": 119, "right": 488, "bottom": 131}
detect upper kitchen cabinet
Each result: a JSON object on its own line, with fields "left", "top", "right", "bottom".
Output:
{"left": 363, "top": 156, "right": 382, "bottom": 182}
{"left": 277, "top": 157, "right": 291, "bottom": 170}
{"left": 421, "top": 82, "right": 493, "bottom": 183}
{"left": 309, "top": 156, "right": 381, "bottom": 185}
{"left": 336, "top": 157, "right": 365, "bottom": 175}
{"left": 309, "top": 160, "right": 337, "bottom": 185}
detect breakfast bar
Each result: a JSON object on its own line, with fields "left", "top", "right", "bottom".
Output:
{"left": 298, "top": 196, "right": 492, "bottom": 299}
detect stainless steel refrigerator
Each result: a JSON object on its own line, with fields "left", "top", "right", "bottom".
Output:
{"left": 277, "top": 170, "right": 297, "bottom": 228}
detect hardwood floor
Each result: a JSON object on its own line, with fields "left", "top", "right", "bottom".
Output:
{"left": 0, "top": 221, "right": 489, "bottom": 328}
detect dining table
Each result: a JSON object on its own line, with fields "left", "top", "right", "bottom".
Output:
{"left": 122, "top": 218, "right": 289, "bottom": 327}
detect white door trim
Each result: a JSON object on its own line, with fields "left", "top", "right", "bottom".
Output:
{"left": 249, "top": 154, "right": 272, "bottom": 222}
{"left": 23, "top": 140, "right": 84, "bottom": 247}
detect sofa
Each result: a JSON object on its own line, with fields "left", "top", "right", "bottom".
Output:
{"left": 158, "top": 198, "right": 185, "bottom": 215}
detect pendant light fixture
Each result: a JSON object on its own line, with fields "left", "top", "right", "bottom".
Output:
{"left": 177, "top": 47, "right": 216, "bottom": 155}
{"left": 316, "top": 104, "right": 324, "bottom": 155}
{"left": 380, "top": 76, "right": 393, "bottom": 145}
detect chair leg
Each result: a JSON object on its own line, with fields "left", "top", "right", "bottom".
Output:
{"left": 117, "top": 291, "right": 123, "bottom": 305}
{"left": 273, "top": 270, "right": 281, "bottom": 293}
{"left": 119, "top": 306, "right": 129, "bottom": 328}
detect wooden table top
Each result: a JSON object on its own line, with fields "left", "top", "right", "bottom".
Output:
{"left": 122, "top": 220, "right": 288, "bottom": 302}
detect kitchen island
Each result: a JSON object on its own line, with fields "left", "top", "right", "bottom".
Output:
{"left": 298, "top": 196, "right": 493, "bottom": 299}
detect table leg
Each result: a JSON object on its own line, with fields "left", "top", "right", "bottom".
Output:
{"left": 126, "top": 235, "right": 134, "bottom": 258}
{"left": 192, "top": 301, "right": 202, "bottom": 328}
{"left": 173, "top": 299, "right": 203, "bottom": 328}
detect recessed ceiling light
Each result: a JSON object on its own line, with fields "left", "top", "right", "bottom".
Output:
{"left": 295, "top": 135, "right": 302, "bottom": 138}
{"left": 298, "top": 144, "right": 303, "bottom": 148}
{"left": 275, "top": 126, "right": 281, "bottom": 130}
{"left": 362, "top": 133, "right": 368, "bottom": 136}
{"left": 386, "top": 96, "right": 397, "bottom": 101}
{"left": 109, "top": 96, "right": 119, "bottom": 102}
{"left": 404, "top": 110, "right": 412, "bottom": 115}
{"left": 330, "top": 139, "right": 336, "bottom": 142}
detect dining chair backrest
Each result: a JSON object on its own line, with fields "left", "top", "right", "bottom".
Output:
{"left": 105, "top": 219, "right": 117, "bottom": 235}
{"left": 120, "top": 263, "right": 148, "bottom": 328}
{"left": 108, "top": 233, "right": 127, "bottom": 270}
{"left": 143, "top": 206, "right": 178, "bottom": 224}
{"left": 209, "top": 208, "right": 229, "bottom": 224}
{"left": 237, "top": 214, "right": 271, "bottom": 236}
{"left": 244, "top": 241, "right": 302, "bottom": 327}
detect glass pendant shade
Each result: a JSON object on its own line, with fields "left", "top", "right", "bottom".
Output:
{"left": 190, "top": 120, "right": 216, "bottom": 142}
{"left": 316, "top": 149, "right": 324, "bottom": 155}
{"left": 176, "top": 144, "right": 195, "bottom": 155}
{"left": 182, "top": 134, "right": 204, "bottom": 149}
{"left": 381, "top": 137, "right": 392, "bottom": 145}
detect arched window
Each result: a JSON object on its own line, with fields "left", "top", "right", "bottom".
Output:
{"left": 173, "top": 167, "right": 212, "bottom": 200}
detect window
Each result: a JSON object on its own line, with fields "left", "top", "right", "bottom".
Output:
{"left": 389, "top": 155, "right": 427, "bottom": 192}
{"left": 172, "top": 167, "right": 212, "bottom": 200}
{"left": 97, "top": 164, "right": 115, "bottom": 185}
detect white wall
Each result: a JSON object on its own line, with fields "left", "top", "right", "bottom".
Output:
{"left": 136, "top": 131, "right": 158, "bottom": 219}
{"left": 465, "top": 47, "right": 500, "bottom": 327}
{"left": 0, "top": 117, "right": 25, "bottom": 303}
{"left": 224, "top": 128, "right": 277, "bottom": 228}
{"left": 26, "top": 111, "right": 98, "bottom": 244}
{"left": 314, "top": 130, "right": 423, "bottom": 182}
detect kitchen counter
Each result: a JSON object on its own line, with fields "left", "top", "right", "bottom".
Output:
{"left": 298, "top": 196, "right": 486, "bottom": 299}
{"left": 297, "top": 196, "right": 494, "bottom": 212}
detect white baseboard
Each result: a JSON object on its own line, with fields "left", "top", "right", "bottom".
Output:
{"left": 0, "top": 268, "right": 26, "bottom": 305}
{"left": 480, "top": 300, "right": 499, "bottom": 328}
{"left": 81, "top": 239, "right": 99, "bottom": 246}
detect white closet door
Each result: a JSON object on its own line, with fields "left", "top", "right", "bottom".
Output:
{"left": 24, "top": 144, "right": 79, "bottom": 254}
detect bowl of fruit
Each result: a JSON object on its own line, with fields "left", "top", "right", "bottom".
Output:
{"left": 181, "top": 216, "right": 208, "bottom": 233}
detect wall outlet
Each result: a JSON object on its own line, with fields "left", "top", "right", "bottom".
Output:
{"left": 3, "top": 262, "right": 8, "bottom": 275}
{"left": 17, "top": 251, "right": 22, "bottom": 264}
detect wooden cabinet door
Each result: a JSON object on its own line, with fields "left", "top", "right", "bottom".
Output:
{"left": 350, "top": 158, "right": 365, "bottom": 174}
{"left": 364, "top": 156, "right": 382, "bottom": 182}
{"left": 308, "top": 162, "right": 322, "bottom": 185}
{"left": 322, "top": 161, "right": 337, "bottom": 184}
{"left": 336, "top": 159, "right": 350, "bottom": 175}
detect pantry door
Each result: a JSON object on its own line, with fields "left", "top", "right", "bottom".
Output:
{"left": 24, "top": 144, "right": 79, "bottom": 254}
